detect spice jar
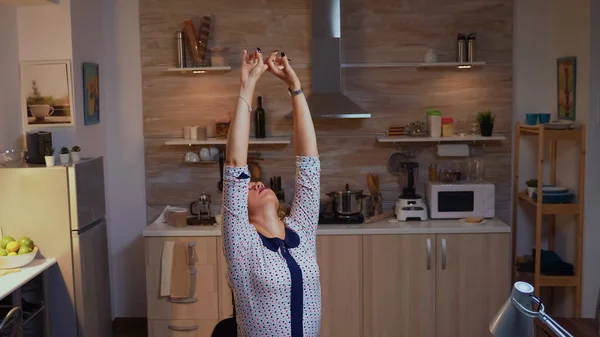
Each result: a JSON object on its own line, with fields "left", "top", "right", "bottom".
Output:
{"left": 442, "top": 118, "right": 454, "bottom": 137}
{"left": 429, "top": 163, "right": 438, "bottom": 182}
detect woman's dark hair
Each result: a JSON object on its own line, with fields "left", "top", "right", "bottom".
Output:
{"left": 210, "top": 290, "right": 237, "bottom": 337}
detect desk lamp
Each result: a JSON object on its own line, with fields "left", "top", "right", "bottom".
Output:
{"left": 489, "top": 281, "right": 574, "bottom": 337}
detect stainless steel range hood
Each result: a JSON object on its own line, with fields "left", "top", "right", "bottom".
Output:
{"left": 288, "top": 0, "right": 370, "bottom": 119}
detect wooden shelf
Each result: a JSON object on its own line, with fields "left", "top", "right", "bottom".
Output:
{"left": 165, "top": 136, "right": 290, "bottom": 146}
{"left": 341, "top": 62, "right": 486, "bottom": 69}
{"left": 515, "top": 271, "right": 579, "bottom": 287}
{"left": 166, "top": 66, "right": 232, "bottom": 73}
{"left": 0, "top": 0, "right": 58, "bottom": 6}
{"left": 517, "top": 192, "right": 580, "bottom": 215}
{"left": 377, "top": 135, "right": 505, "bottom": 143}
{"left": 184, "top": 161, "right": 217, "bottom": 165}
{"left": 519, "top": 124, "right": 584, "bottom": 141}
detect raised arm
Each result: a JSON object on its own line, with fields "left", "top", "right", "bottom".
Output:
{"left": 226, "top": 49, "right": 268, "bottom": 167}
{"left": 266, "top": 51, "right": 318, "bottom": 157}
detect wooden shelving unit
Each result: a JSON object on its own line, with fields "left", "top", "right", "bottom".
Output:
{"left": 341, "top": 61, "right": 486, "bottom": 69}
{"left": 512, "top": 122, "right": 586, "bottom": 317}
{"left": 166, "top": 66, "right": 232, "bottom": 73}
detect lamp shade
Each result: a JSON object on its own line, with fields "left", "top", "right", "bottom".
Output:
{"left": 489, "top": 281, "right": 535, "bottom": 337}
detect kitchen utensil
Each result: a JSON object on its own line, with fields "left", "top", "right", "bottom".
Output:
{"left": 183, "top": 19, "right": 202, "bottom": 66}
{"left": 319, "top": 199, "right": 330, "bottom": 217}
{"left": 176, "top": 31, "right": 186, "bottom": 68}
{"left": 539, "top": 113, "right": 551, "bottom": 124}
{"left": 525, "top": 114, "right": 539, "bottom": 125}
{"left": 372, "top": 192, "right": 383, "bottom": 215}
{"left": 361, "top": 195, "right": 374, "bottom": 218}
{"left": 328, "top": 184, "right": 365, "bottom": 216}
{"left": 374, "top": 175, "right": 380, "bottom": 192}
{"left": 218, "top": 151, "right": 224, "bottom": 192}
{"left": 367, "top": 173, "right": 378, "bottom": 195}
{"left": 396, "top": 161, "right": 428, "bottom": 221}
{"left": 197, "top": 16, "right": 211, "bottom": 63}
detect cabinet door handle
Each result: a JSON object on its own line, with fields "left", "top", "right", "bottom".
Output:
{"left": 441, "top": 238, "right": 447, "bottom": 270}
{"left": 168, "top": 324, "right": 199, "bottom": 331}
{"left": 426, "top": 238, "right": 432, "bottom": 270}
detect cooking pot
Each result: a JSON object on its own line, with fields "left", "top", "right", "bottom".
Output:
{"left": 328, "top": 184, "right": 365, "bottom": 216}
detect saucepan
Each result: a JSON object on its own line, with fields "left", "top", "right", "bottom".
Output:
{"left": 327, "top": 184, "right": 366, "bottom": 216}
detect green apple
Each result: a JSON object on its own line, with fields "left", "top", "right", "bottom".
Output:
{"left": 7, "top": 252, "right": 17, "bottom": 256}
{"left": 18, "top": 246, "right": 33, "bottom": 255}
{"left": 0, "top": 236, "right": 15, "bottom": 249}
{"left": 19, "top": 237, "right": 34, "bottom": 249}
{"left": 0, "top": 249, "right": 7, "bottom": 257}
{"left": 6, "top": 241, "right": 19, "bottom": 253}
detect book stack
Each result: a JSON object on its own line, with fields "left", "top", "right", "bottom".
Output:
{"left": 385, "top": 125, "right": 405, "bottom": 137}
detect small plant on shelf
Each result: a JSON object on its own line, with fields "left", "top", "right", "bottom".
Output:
{"left": 70, "top": 145, "right": 82, "bottom": 162}
{"left": 525, "top": 179, "right": 538, "bottom": 198}
{"left": 59, "top": 147, "right": 70, "bottom": 165}
{"left": 476, "top": 110, "right": 495, "bottom": 137}
{"left": 44, "top": 147, "right": 55, "bottom": 167}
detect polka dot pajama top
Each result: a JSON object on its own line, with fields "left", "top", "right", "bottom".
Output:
{"left": 221, "top": 156, "right": 321, "bottom": 337}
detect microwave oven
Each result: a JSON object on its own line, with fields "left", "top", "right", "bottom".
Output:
{"left": 427, "top": 182, "right": 495, "bottom": 219}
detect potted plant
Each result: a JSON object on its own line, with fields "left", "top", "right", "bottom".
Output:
{"left": 71, "top": 145, "right": 81, "bottom": 162}
{"left": 44, "top": 147, "right": 55, "bottom": 167}
{"left": 525, "top": 179, "right": 538, "bottom": 198}
{"left": 59, "top": 147, "right": 70, "bottom": 165}
{"left": 476, "top": 110, "right": 495, "bottom": 137}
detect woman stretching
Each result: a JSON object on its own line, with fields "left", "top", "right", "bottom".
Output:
{"left": 222, "top": 48, "right": 321, "bottom": 337}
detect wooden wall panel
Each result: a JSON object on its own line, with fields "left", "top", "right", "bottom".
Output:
{"left": 140, "top": 0, "right": 514, "bottom": 224}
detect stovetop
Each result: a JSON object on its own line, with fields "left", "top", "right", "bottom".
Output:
{"left": 319, "top": 213, "right": 364, "bottom": 225}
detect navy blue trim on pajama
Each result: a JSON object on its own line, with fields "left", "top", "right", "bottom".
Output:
{"left": 258, "top": 227, "right": 303, "bottom": 337}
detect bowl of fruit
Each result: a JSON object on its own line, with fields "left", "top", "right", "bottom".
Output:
{"left": 0, "top": 235, "right": 38, "bottom": 269}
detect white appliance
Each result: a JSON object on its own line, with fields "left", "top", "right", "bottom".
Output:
{"left": 427, "top": 182, "right": 495, "bottom": 219}
{"left": 394, "top": 198, "right": 428, "bottom": 221}
{"left": 0, "top": 157, "right": 112, "bottom": 337}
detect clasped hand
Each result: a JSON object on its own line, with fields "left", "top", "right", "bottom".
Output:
{"left": 240, "top": 48, "right": 300, "bottom": 91}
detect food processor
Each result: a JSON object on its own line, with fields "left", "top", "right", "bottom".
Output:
{"left": 395, "top": 162, "right": 428, "bottom": 221}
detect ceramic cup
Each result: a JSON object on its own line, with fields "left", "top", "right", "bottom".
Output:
{"left": 29, "top": 105, "right": 55, "bottom": 119}
{"left": 196, "top": 126, "right": 207, "bottom": 140}
{"left": 183, "top": 126, "right": 193, "bottom": 140}
{"left": 525, "top": 113, "right": 539, "bottom": 125}
{"left": 184, "top": 152, "right": 200, "bottom": 163}
{"left": 200, "top": 147, "right": 219, "bottom": 161}
{"left": 539, "top": 113, "right": 551, "bottom": 124}
{"left": 190, "top": 126, "right": 199, "bottom": 140}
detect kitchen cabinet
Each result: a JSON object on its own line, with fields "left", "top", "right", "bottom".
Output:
{"left": 435, "top": 233, "right": 510, "bottom": 337}
{"left": 145, "top": 237, "right": 219, "bottom": 335}
{"left": 363, "top": 233, "right": 509, "bottom": 337}
{"left": 363, "top": 235, "right": 436, "bottom": 337}
{"left": 317, "top": 235, "right": 363, "bottom": 337}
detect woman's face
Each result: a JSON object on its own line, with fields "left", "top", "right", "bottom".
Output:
{"left": 247, "top": 181, "right": 279, "bottom": 216}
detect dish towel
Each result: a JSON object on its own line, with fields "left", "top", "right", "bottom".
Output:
{"left": 160, "top": 241, "right": 175, "bottom": 297}
{"left": 170, "top": 242, "right": 192, "bottom": 299}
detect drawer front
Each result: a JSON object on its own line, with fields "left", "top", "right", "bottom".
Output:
{"left": 148, "top": 319, "right": 217, "bottom": 337}
{"left": 145, "top": 237, "right": 219, "bottom": 320}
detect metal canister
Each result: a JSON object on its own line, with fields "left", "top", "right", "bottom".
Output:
{"left": 457, "top": 33, "right": 466, "bottom": 62}
{"left": 176, "top": 31, "right": 186, "bottom": 68}
{"left": 467, "top": 33, "right": 477, "bottom": 62}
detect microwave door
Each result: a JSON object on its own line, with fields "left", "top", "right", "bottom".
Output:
{"left": 436, "top": 190, "right": 476, "bottom": 218}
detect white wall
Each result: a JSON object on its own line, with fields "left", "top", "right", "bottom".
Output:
{"left": 514, "top": 0, "right": 597, "bottom": 317}
{"left": 17, "top": 0, "right": 75, "bottom": 147}
{"left": 0, "top": 4, "right": 22, "bottom": 150}
{"left": 101, "top": 0, "right": 147, "bottom": 317}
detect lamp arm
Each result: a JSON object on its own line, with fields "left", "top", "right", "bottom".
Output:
{"left": 511, "top": 297, "right": 574, "bottom": 337}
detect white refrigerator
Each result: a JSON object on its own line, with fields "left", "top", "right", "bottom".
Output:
{"left": 0, "top": 157, "right": 112, "bottom": 337}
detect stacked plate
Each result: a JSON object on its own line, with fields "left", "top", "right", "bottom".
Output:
{"left": 532, "top": 186, "right": 574, "bottom": 203}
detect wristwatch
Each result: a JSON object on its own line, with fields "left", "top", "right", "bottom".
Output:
{"left": 288, "top": 87, "right": 303, "bottom": 97}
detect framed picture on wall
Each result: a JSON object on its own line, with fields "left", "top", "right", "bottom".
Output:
{"left": 82, "top": 62, "right": 100, "bottom": 125}
{"left": 20, "top": 60, "right": 75, "bottom": 128}
{"left": 557, "top": 56, "right": 576, "bottom": 121}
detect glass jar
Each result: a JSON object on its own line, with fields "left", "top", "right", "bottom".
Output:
{"left": 427, "top": 110, "right": 442, "bottom": 137}
{"left": 429, "top": 163, "right": 438, "bottom": 181}
{"left": 442, "top": 118, "right": 454, "bottom": 137}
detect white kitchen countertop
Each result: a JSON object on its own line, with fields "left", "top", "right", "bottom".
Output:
{"left": 0, "top": 258, "right": 56, "bottom": 301}
{"left": 143, "top": 218, "right": 510, "bottom": 237}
